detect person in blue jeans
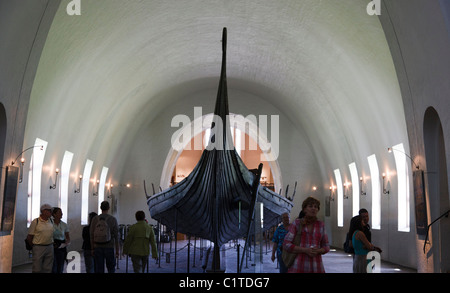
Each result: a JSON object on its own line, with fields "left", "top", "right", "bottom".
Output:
{"left": 90, "top": 201, "right": 119, "bottom": 273}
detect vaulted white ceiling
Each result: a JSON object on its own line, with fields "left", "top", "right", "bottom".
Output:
{"left": 24, "top": 0, "right": 408, "bottom": 219}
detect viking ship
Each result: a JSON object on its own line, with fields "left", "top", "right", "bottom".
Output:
{"left": 147, "top": 28, "right": 293, "bottom": 269}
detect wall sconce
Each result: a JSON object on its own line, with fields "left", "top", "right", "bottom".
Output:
{"left": 74, "top": 175, "right": 82, "bottom": 193}
{"left": 329, "top": 186, "right": 336, "bottom": 201}
{"left": 50, "top": 168, "right": 59, "bottom": 189}
{"left": 108, "top": 183, "right": 114, "bottom": 198}
{"left": 93, "top": 179, "right": 99, "bottom": 196}
{"left": 360, "top": 177, "right": 366, "bottom": 195}
{"left": 312, "top": 186, "right": 317, "bottom": 192}
{"left": 388, "top": 147, "right": 419, "bottom": 170}
{"left": 119, "top": 183, "right": 131, "bottom": 188}
{"left": 343, "top": 182, "right": 351, "bottom": 199}
{"left": 382, "top": 173, "right": 390, "bottom": 194}
{"left": 11, "top": 145, "right": 43, "bottom": 166}
{"left": 12, "top": 145, "right": 44, "bottom": 184}
{"left": 18, "top": 157, "right": 25, "bottom": 183}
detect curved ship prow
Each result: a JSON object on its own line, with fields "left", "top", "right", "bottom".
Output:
{"left": 147, "top": 27, "right": 293, "bottom": 251}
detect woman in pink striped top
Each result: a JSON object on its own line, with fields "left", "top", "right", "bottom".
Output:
{"left": 283, "top": 197, "right": 330, "bottom": 273}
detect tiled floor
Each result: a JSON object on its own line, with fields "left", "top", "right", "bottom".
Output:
{"left": 12, "top": 239, "right": 416, "bottom": 274}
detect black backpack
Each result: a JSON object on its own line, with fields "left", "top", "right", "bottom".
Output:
{"left": 343, "top": 232, "right": 354, "bottom": 254}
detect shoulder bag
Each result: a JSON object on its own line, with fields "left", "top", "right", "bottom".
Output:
{"left": 281, "top": 221, "right": 303, "bottom": 268}
{"left": 25, "top": 218, "right": 38, "bottom": 250}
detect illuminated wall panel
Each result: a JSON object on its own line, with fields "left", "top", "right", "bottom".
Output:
{"left": 349, "top": 162, "right": 360, "bottom": 216}
{"left": 392, "top": 143, "right": 410, "bottom": 232}
{"left": 60, "top": 151, "right": 74, "bottom": 223}
{"left": 98, "top": 166, "right": 109, "bottom": 214}
{"left": 28, "top": 138, "right": 48, "bottom": 226}
{"left": 81, "top": 159, "right": 93, "bottom": 225}
{"left": 368, "top": 154, "right": 381, "bottom": 230}
{"left": 334, "top": 169, "right": 344, "bottom": 227}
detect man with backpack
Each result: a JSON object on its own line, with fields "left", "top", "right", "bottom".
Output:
{"left": 90, "top": 201, "right": 119, "bottom": 273}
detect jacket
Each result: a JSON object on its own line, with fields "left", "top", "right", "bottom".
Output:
{"left": 123, "top": 221, "right": 158, "bottom": 257}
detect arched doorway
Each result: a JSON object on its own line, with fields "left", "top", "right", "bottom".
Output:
{"left": 423, "top": 107, "right": 450, "bottom": 272}
{"left": 160, "top": 113, "right": 283, "bottom": 192}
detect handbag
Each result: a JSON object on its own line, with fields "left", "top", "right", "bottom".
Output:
{"left": 24, "top": 218, "right": 38, "bottom": 251}
{"left": 25, "top": 238, "right": 33, "bottom": 250}
{"left": 281, "top": 221, "right": 303, "bottom": 268}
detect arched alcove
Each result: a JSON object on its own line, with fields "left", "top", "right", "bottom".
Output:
{"left": 423, "top": 106, "right": 450, "bottom": 272}
{"left": 160, "top": 113, "right": 283, "bottom": 192}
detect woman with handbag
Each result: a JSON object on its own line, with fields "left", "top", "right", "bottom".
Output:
{"left": 283, "top": 197, "right": 330, "bottom": 273}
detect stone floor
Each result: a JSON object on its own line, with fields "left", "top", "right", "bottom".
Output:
{"left": 12, "top": 239, "right": 416, "bottom": 274}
